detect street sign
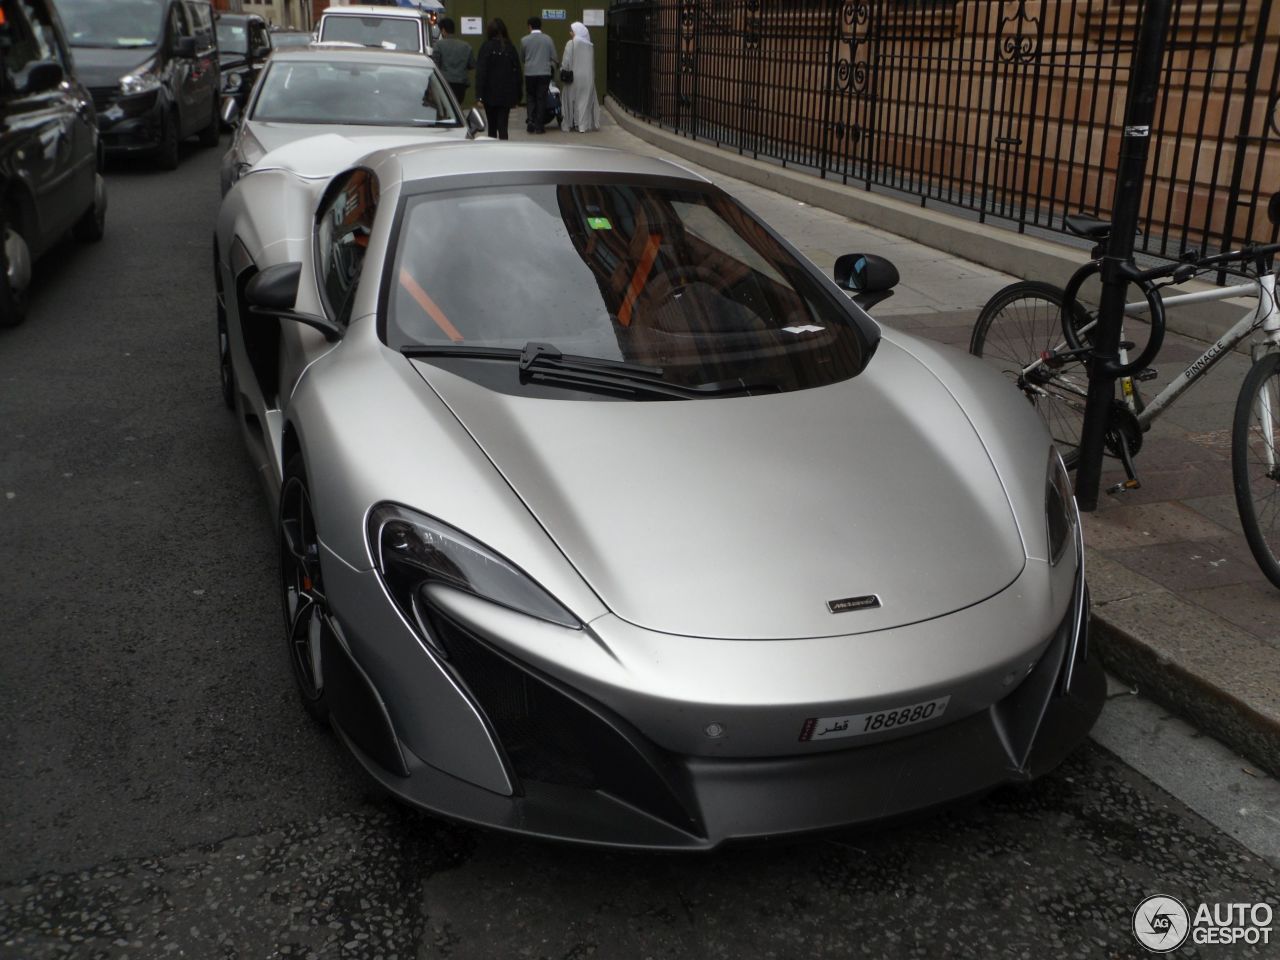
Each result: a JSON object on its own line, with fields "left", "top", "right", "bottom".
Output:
{"left": 541, "top": 9, "right": 566, "bottom": 20}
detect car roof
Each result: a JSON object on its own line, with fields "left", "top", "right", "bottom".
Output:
{"left": 377, "top": 141, "right": 712, "bottom": 188}
{"left": 268, "top": 45, "right": 436, "bottom": 66}
{"left": 320, "top": 5, "right": 428, "bottom": 18}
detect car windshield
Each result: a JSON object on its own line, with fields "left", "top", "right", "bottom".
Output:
{"left": 320, "top": 15, "right": 420, "bottom": 51}
{"left": 251, "top": 60, "right": 459, "bottom": 126}
{"left": 55, "top": 0, "right": 163, "bottom": 48}
{"left": 217, "top": 21, "right": 248, "bottom": 56}
{"left": 388, "top": 182, "right": 872, "bottom": 395}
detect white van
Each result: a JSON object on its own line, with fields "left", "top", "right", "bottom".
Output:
{"left": 316, "top": 4, "right": 437, "bottom": 54}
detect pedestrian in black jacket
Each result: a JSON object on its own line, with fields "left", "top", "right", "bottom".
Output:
{"left": 474, "top": 18, "right": 521, "bottom": 140}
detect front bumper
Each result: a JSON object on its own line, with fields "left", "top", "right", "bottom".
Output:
{"left": 317, "top": 541, "right": 1102, "bottom": 850}
{"left": 92, "top": 88, "right": 163, "bottom": 153}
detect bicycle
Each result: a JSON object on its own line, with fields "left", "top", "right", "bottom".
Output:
{"left": 968, "top": 198, "right": 1280, "bottom": 587}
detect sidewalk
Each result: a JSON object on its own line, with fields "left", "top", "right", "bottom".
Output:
{"left": 502, "top": 105, "right": 1280, "bottom": 779}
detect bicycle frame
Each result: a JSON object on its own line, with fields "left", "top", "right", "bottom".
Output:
{"left": 1124, "top": 270, "right": 1280, "bottom": 430}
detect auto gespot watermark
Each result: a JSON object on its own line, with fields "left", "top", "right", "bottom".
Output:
{"left": 1132, "top": 895, "right": 1274, "bottom": 952}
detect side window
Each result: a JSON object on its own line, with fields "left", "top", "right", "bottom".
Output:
{"left": 250, "top": 22, "right": 269, "bottom": 54}
{"left": 315, "top": 169, "right": 379, "bottom": 326}
{"left": 3, "top": 0, "right": 65, "bottom": 91}
{"left": 169, "top": 1, "right": 191, "bottom": 42}
{"left": 187, "top": 2, "right": 213, "bottom": 49}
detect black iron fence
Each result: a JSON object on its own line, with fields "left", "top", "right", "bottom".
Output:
{"left": 608, "top": 0, "right": 1280, "bottom": 259}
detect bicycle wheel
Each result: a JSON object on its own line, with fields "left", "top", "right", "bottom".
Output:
{"left": 1232, "top": 351, "right": 1280, "bottom": 588}
{"left": 970, "top": 281, "right": 1093, "bottom": 467}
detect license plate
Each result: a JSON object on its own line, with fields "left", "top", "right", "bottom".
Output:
{"left": 798, "top": 696, "right": 950, "bottom": 742}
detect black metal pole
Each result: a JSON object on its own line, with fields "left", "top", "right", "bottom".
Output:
{"left": 1073, "top": 0, "right": 1175, "bottom": 511}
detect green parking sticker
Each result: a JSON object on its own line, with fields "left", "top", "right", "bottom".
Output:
{"left": 587, "top": 216, "right": 612, "bottom": 230}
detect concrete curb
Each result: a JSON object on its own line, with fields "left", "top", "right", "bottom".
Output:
{"left": 1085, "top": 548, "right": 1280, "bottom": 779}
{"left": 605, "top": 99, "right": 1255, "bottom": 348}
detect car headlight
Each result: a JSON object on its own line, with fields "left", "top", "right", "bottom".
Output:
{"left": 368, "top": 504, "right": 581, "bottom": 647}
{"left": 224, "top": 72, "right": 243, "bottom": 93}
{"left": 1046, "top": 447, "right": 1079, "bottom": 565}
{"left": 120, "top": 65, "right": 162, "bottom": 97}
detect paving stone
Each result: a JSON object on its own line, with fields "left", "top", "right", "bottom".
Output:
{"left": 1081, "top": 501, "right": 1234, "bottom": 550}
{"left": 1105, "top": 535, "right": 1269, "bottom": 593}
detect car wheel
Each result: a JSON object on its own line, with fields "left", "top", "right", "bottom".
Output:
{"left": 197, "top": 95, "right": 220, "bottom": 148}
{"left": 214, "top": 246, "right": 234, "bottom": 409}
{"left": 0, "top": 221, "right": 32, "bottom": 328}
{"left": 280, "top": 454, "right": 331, "bottom": 724}
{"left": 155, "top": 110, "right": 180, "bottom": 170}
{"left": 71, "top": 174, "right": 107, "bottom": 243}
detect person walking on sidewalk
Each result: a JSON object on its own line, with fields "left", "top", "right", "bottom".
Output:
{"left": 431, "top": 17, "right": 475, "bottom": 106}
{"left": 521, "top": 16, "right": 556, "bottom": 134}
{"left": 559, "top": 21, "right": 600, "bottom": 132}
{"left": 475, "top": 18, "right": 521, "bottom": 140}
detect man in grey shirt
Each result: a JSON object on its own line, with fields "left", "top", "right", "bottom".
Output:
{"left": 520, "top": 16, "right": 556, "bottom": 133}
{"left": 431, "top": 18, "right": 475, "bottom": 105}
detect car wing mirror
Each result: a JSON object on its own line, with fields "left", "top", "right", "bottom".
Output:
{"left": 174, "top": 36, "right": 198, "bottom": 58}
{"left": 253, "top": 45, "right": 271, "bottom": 61}
{"left": 834, "top": 253, "right": 900, "bottom": 311}
{"left": 1268, "top": 191, "right": 1280, "bottom": 227}
{"left": 246, "top": 262, "right": 342, "bottom": 341}
{"left": 221, "top": 96, "right": 241, "bottom": 125}
{"left": 23, "top": 60, "right": 64, "bottom": 95}
{"left": 465, "top": 106, "right": 485, "bottom": 140}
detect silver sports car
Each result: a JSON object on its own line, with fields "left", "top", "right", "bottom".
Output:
{"left": 214, "top": 136, "right": 1104, "bottom": 849}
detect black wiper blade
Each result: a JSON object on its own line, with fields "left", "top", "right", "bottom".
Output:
{"left": 401, "top": 342, "right": 777, "bottom": 399}
{"left": 400, "top": 342, "right": 665, "bottom": 379}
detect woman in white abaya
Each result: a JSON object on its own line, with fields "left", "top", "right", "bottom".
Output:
{"left": 560, "top": 21, "right": 600, "bottom": 132}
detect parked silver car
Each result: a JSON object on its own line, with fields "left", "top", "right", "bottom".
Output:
{"left": 219, "top": 45, "right": 465, "bottom": 195}
{"left": 214, "top": 137, "right": 1103, "bottom": 849}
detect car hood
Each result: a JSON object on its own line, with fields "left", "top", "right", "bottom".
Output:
{"left": 410, "top": 340, "right": 1027, "bottom": 640}
{"left": 70, "top": 46, "right": 157, "bottom": 87}
{"left": 246, "top": 120, "right": 458, "bottom": 157}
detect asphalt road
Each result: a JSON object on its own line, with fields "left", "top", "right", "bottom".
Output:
{"left": 1, "top": 137, "right": 1278, "bottom": 959}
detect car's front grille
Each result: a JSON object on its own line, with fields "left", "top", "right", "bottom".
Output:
{"left": 89, "top": 86, "right": 116, "bottom": 111}
{"left": 427, "top": 607, "right": 700, "bottom": 833}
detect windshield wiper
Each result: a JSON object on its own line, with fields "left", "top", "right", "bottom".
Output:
{"left": 400, "top": 342, "right": 777, "bottom": 399}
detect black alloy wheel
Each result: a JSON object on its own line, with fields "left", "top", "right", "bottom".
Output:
{"left": 198, "top": 93, "right": 221, "bottom": 148}
{"left": 280, "top": 455, "right": 330, "bottom": 723}
{"left": 0, "top": 218, "right": 30, "bottom": 327}
{"left": 155, "top": 109, "right": 181, "bottom": 170}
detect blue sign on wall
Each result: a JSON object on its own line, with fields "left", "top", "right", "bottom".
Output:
{"left": 542, "top": 8, "right": 567, "bottom": 20}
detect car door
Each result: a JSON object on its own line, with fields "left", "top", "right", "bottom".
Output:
{"left": 184, "top": 1, "right": 217, "bottom": 129}
{"left": 1, "top": 0, "right": 81, "bottom": 252}
{"left": 246, "top": 18, "right": 269, "bottom": 90}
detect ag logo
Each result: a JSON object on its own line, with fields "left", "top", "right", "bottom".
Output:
{"left": 1133, "top": 895, "right": 1190, "bottom": 952}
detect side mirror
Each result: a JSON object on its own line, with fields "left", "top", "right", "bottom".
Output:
{"left": 465, "top": 106, "right": 485, "bottom": 140}
{"left": 23, "top": 60, "right": 64, "bottom": 95}
{"left": 1268, "top": 192, "right": 1280, "bottom": 227}
{"left": 174, "top": 36, "right": 198, "bottom": 58}
{"left": 252, "top": 45, "right": 271, "bottom": 61}
{"left": 221, "top": 96, "right": 241, "bottom": 125}
{"left": 246, "top": 262, "right": 343, "bottom": 341}
{"left": 834, "top": 253, "right": 900, "bottom": 311}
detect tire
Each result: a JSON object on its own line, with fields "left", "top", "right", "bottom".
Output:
{"left": 969, "top": 281, "right": 1096, "bottom": 467}
{"left": 71, "top": 173, "right": 107, "bottom": 243}
{"left": 197, "top": 94, "right": 221, "bottom": 148}
{"left": 1231, "top": 352, "right": 1280, "bottom": 589}
{"left": 0, "top": 221, "right": 31, "bottom": 328}
{"left": 280, "top": 453, "right": 331, "bottom": 723}
{"left": 155, "top": 109, "right": 180, "bottom": 170}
